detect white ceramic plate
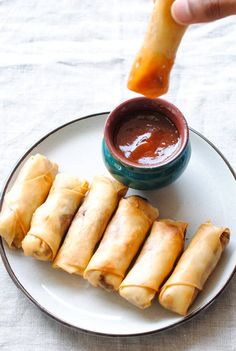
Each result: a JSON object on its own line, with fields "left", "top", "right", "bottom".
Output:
{"left": 0, "top": 112, "right": 235, "bottom": 336}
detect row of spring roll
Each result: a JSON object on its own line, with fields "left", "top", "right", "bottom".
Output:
{"left": 0, "top": 153, "right": 230, "bottom": 316}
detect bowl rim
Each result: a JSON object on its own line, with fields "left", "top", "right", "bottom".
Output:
{"left": 104, "top": 97, "right": 189, "bottom": 169}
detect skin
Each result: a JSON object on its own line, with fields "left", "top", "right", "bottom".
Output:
{"left": 171, "top": 0, "right": 236, "bottom": 24}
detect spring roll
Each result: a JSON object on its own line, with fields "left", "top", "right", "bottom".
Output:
{"left": 128, "top": 0, "right": 187, "bottom": 98}
{"left": 119, "top": 219, "right": 187, "bottom": 309}
{"left": 159, "top": 221, "right": 230, "bottom": 315}
{"left": 22, "top": 174, "right": 88, "bottom": 261}
{"left": 84, "top": 196, "right": 159, "bottom": 291}
{"left": 0, "top": 154, "right": 58, "bottom": 248}
{"left": 53, "top": 176, "right": 128, "bottom": 275}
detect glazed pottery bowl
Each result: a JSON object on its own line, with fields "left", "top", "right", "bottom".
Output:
{"left": 102, "top": 97, "right": 191, "bottom": 190}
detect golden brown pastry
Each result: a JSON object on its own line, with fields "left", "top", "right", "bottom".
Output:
{"left": 84, "top": 196, "right": 159, "bottom": 291}
{"left": 119, "top": 219, "right": 187, "bottom": 308}
{"left": 0, "top": 154, "right": 58, "bottom": 248}
{"left": 53, "top": 176, "right": 128, "bottom": 275}
{"left": 128, "top": 0, "right": 187, "bottom": 98}
{"left": 159, "top": 221, "right": 230, "bottom": 315}
{"left": 22, "top": 174, "right": 88, "bottom": 261}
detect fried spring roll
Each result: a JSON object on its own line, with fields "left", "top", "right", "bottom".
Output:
{"left": 159, "top": 222, "right": 230, "bottom": 315}
{"left": 84, "top": 196, "right": 159, "bottom": 291}
{"left": 128, "top": 0, "right": 187, "bottom": 98}
{"left": 53, "top": 176, "right": 128, "bottom": 275}
{"left": 0, "top": 154, "right": 58, "bottom": 248}
{"left": 22, "top": 174, "right": 88, "bottom": 261}
{"left": 119, "top": 219, "right": 187, "bottom": 309}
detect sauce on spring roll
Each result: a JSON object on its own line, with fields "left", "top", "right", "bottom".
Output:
{"left": 0, "top": 154, "right": 58, "bottom": 248}
{"left": 128, "top": 0, "right": 187, "bottom": 98}
{"left": 53, "top": 176, "right": 128, "bottom": 275}
{"left": 22, "top": 174, "right": 88, "bottom": 261}
{"left": 84, "top": 196, "right": 159, "bottom": 291}
{"left": 119, "top": 219, "right": 187, "bottom": 308}
{"left": 159, "top": 221, "right": 230, "bottom": 315}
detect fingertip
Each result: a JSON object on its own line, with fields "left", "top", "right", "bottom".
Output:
{"left": 171, "top": 0, "right": 192, "bottom": 25}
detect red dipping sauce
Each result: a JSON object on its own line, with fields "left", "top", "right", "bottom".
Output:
{"left": 114, "top": 112, "right": 180, "bottom": 166}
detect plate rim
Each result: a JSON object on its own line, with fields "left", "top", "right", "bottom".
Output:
{"left": 0, "top": 111, "right": 235, "bottom": 337}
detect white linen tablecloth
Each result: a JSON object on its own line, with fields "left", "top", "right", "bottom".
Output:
{"left": 0, "top": 0, "right": 235, "bottom": 350}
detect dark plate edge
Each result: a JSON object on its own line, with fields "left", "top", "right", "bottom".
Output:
{"left": 0, "top": 112, "right": 235, "bottom": 338}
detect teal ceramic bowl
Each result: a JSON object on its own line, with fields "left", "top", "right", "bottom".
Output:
{"left": 102, "top": 97, "right": 191, "bottom": 190}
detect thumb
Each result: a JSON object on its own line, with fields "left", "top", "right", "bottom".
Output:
{"left": 171, "top": 0, "right": 236, "bottom": 24}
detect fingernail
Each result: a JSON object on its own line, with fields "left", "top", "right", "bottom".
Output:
{"left": 171, "top": 0, "right": 193, "bottom": 25}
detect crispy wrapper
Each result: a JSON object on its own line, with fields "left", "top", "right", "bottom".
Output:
{"left": 158, "top": 221, "right": 230, "bottom": 315}
{"left": 119, "top": 219, "right": 187, "bottom": 308}
{"left": 0, "top": 154, "right": 58, "bottom": 248}
{"left": 22, "top": 174, "right": 88, "bottom": 261}
{"left": 84, "top": 196, "right": 159, "bottom": 291}
{"left": 53, "top": 176, "right": 128, "bottom": 274}
{"left": 128, "top": 0, "right": 187, "bottom": 98}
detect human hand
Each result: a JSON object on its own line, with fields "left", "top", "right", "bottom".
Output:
{"left": 171, "top": 0, "right": 236, "bottom": 24}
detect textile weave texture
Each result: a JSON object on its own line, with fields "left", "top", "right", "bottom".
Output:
{"left": 0, "top": 1, "right": 235, "bottom": 350}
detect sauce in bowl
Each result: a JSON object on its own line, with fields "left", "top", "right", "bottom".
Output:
{"left": 114, "top": 112, "right": 180, "bottom": 166}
